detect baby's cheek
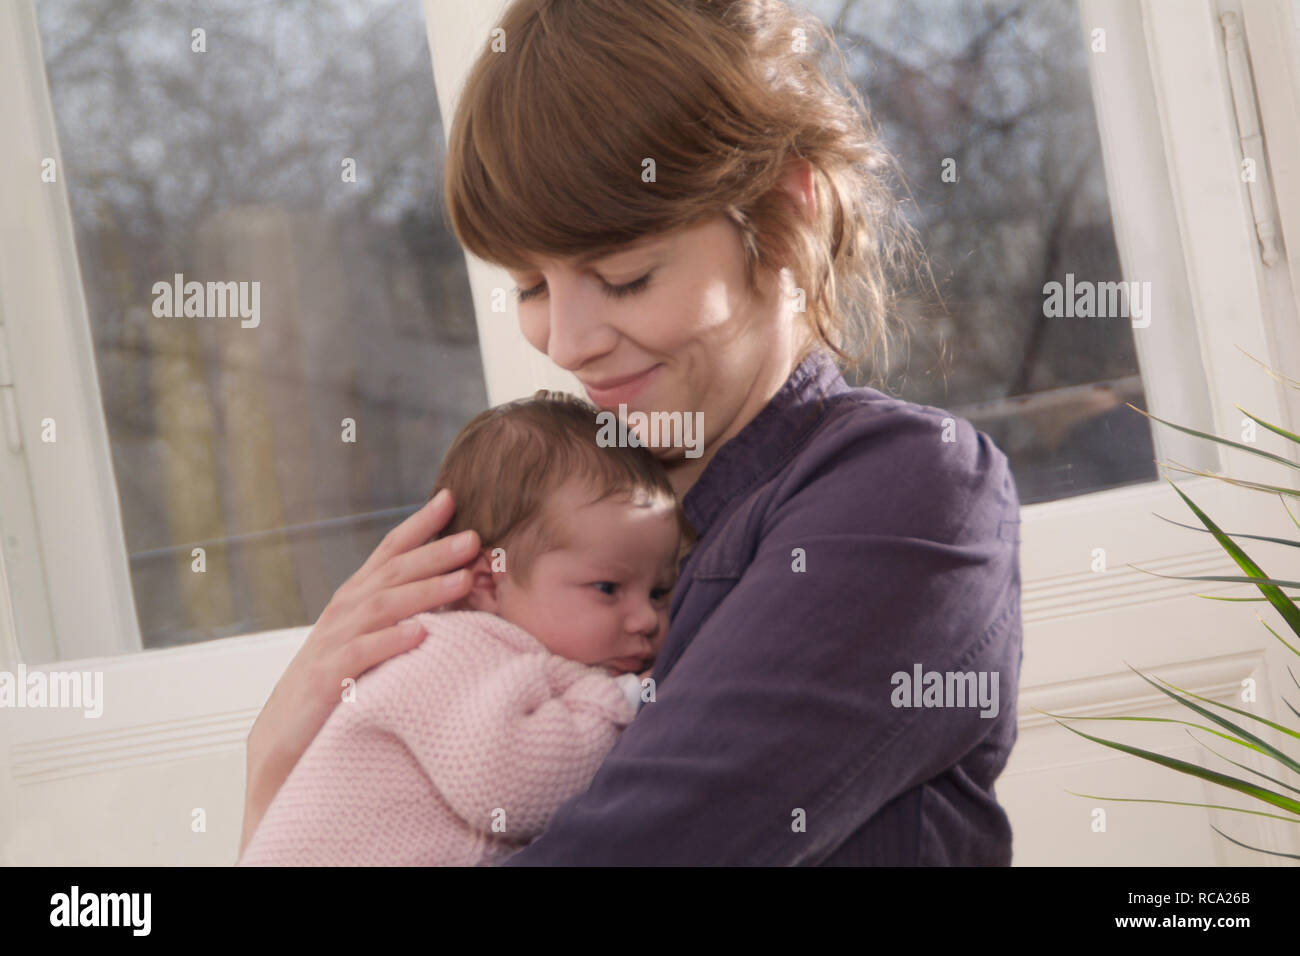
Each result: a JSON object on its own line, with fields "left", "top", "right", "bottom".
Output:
{"left": 655, "top": 613, "right": 670, "bottom": 645}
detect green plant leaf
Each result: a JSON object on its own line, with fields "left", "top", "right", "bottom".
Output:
{"left": 1164, "top": 478, "right": 1300, "bottom": 637}
{"left": 1035, "top": 709, "right": 1266, "bottom": 755}
{"left": 1072, "top": 368, "right": 1300, "bottom": 857}
{"left": 1257, "top": 615, "right": 1300, "bottom": 659}
{"left": 1152, "top": 511, "right": 1300, "bottom": 550}
{"left": 1147, "top": 669, "right": 1300, "bottom": 750}
{"left": 1236, "top": 405, "right": 1300, "bottom": 447}
{"left": 1128, "top": 403, "right": 1300, "bottom": 471}
{"left": 1065, "top": 789, "right": 1300, "bottom": 825}
{"left": 1282, "top": 493, "right": 1300, "bottom": 532}
{"left": 1184, "top": 728, "right": 1300, "bottom": 797}
{"left": 1283, "top": 667, "right": 1300, "bottom": 723}
{"left": 1055, "top": 721, "right": 1300, "bottom": 816}
{"left": 1131, "top": 570, "right": 1300, "bottom": 589}
{"left": 1235, "top": 344, "right": 1300, "bottom": 391}
{"left": 1159, "top": 462, "right": 1300, "bottom": 500}
{"left": 1209, "top": 825, "right": 1300, "bottom": 860}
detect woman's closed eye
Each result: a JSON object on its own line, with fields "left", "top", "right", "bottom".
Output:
{"left": 516, "top": 272, "right": 653, "bottom": 303}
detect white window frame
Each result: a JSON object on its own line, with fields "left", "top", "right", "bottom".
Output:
{"left": 0, "top": 0, "right": 140, "bottom": 664}
{"left": 1012, "top": 0, "right": 1300, "bottom": 624}
{"left": 0, "top": 0, "right": 1295, "bottom": 665}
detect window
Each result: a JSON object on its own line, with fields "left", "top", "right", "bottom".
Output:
{"left": 0, "top": 0, "right": 1280, "bottom": 666}
{"left": 26, "top": 0, "right": 485, "bottom": 653}
{"left": 800, "top": 0, "right": 1210, "bottom": 504}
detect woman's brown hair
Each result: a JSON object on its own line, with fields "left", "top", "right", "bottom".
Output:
{"left": 443, "top": 0, "right": 927, "bottom": 384}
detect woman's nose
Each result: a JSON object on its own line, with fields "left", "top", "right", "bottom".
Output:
{"left": 542, "top": 281, "right": 616, "bottom": 371}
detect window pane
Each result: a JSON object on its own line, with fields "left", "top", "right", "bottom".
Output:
{"left": 803, "top": 0, "right": 1157, "bottom": 504}
{"left": 35, "top": 0, "right": 486, "bottom": 647}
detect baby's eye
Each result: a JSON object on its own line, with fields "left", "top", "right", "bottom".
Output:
{"left": 651, "top": 587, "right": 672, "bottom": 602}
{"left": 593, "top": 581, "right": 617, "bottom": 596}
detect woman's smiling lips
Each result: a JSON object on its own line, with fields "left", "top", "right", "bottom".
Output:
{"left": 580, "top": 364, "right": 662, "bottom": 406}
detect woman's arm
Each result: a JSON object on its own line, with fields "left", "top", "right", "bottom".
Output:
{"left": 501, "top": 421, "right": 1023, "bottom": 865}
{"left": 239, "top": 489, "right": 479, "bottom": 853}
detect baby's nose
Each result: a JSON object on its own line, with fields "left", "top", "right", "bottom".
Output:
{"left": 630, "top": 606, "right": 661, "bottom": 637}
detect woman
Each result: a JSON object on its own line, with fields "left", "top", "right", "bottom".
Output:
{"left": 241, "top": 0, "right": 1023, "bottom": 865}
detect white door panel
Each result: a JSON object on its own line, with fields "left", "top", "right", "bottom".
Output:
{"left": 2, "top": 630, "right": 303, "bottom": 865}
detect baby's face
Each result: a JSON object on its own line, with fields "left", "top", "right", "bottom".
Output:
{"left": 494, "top": 482, "right": 680, "bottom": 674}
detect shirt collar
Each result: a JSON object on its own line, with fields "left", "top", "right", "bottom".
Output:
{"left": 681, "top": 348, "right": 850, "bottom": 537}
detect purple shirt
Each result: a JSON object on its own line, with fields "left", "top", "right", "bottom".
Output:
{"left": 503, "top": 349, "right": 1023, "bottom": 865}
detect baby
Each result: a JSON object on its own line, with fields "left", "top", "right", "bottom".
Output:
{"left": 238, "top": 391, "right": 686, "bottom": 866}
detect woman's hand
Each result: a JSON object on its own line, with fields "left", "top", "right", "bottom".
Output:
{"left": 239, "top": 489, "right": 478, "bottom": 854}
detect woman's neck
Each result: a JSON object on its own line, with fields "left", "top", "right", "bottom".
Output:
{"left": 664, "top": 342, "right": 816, "bottom": 500}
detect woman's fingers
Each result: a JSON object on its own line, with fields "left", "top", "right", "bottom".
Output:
{"left": 339, "top": 617, "right": 436, "bottom": 679}
{"left": 367, "top": 528, "right": 480, "bottom": 594}
{"left": 240, "top": 500, "right": 471, "bottom": 851}
{"left": 349, "top": 489, "right": 456, "bottom": 589}
{"left": 343, "top": 569, "right": 474, "bottom": 639}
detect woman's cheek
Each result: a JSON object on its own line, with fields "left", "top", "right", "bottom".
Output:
{"left": 517, "top": 306, "right": 547, "bottom": 353}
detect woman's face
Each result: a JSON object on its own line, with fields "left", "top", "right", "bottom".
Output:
{"left": 504, "top": 170, "right": 813, "bottom": 492}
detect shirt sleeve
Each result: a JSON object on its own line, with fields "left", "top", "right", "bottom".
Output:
{"left": 500, "top": 413, "right": 1022, "bottom": 865}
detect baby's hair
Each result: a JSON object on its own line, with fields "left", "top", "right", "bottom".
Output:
{"left": 430, "top": 390, "right": 692, "bottom": 587}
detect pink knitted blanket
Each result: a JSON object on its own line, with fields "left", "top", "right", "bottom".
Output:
{"left": 238, "top": 610, "right": 642, "bottom": 866}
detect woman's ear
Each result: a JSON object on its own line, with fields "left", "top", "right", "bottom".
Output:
{"left": 779, "top": 158, "right": 816, "bottom": 224}
{"left": 457, "top": 550, "right": 502, "bottom": 613}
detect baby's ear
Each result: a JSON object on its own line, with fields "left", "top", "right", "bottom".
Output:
{"left": 458, "top": 550, "right": 501, "bottom": 613}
